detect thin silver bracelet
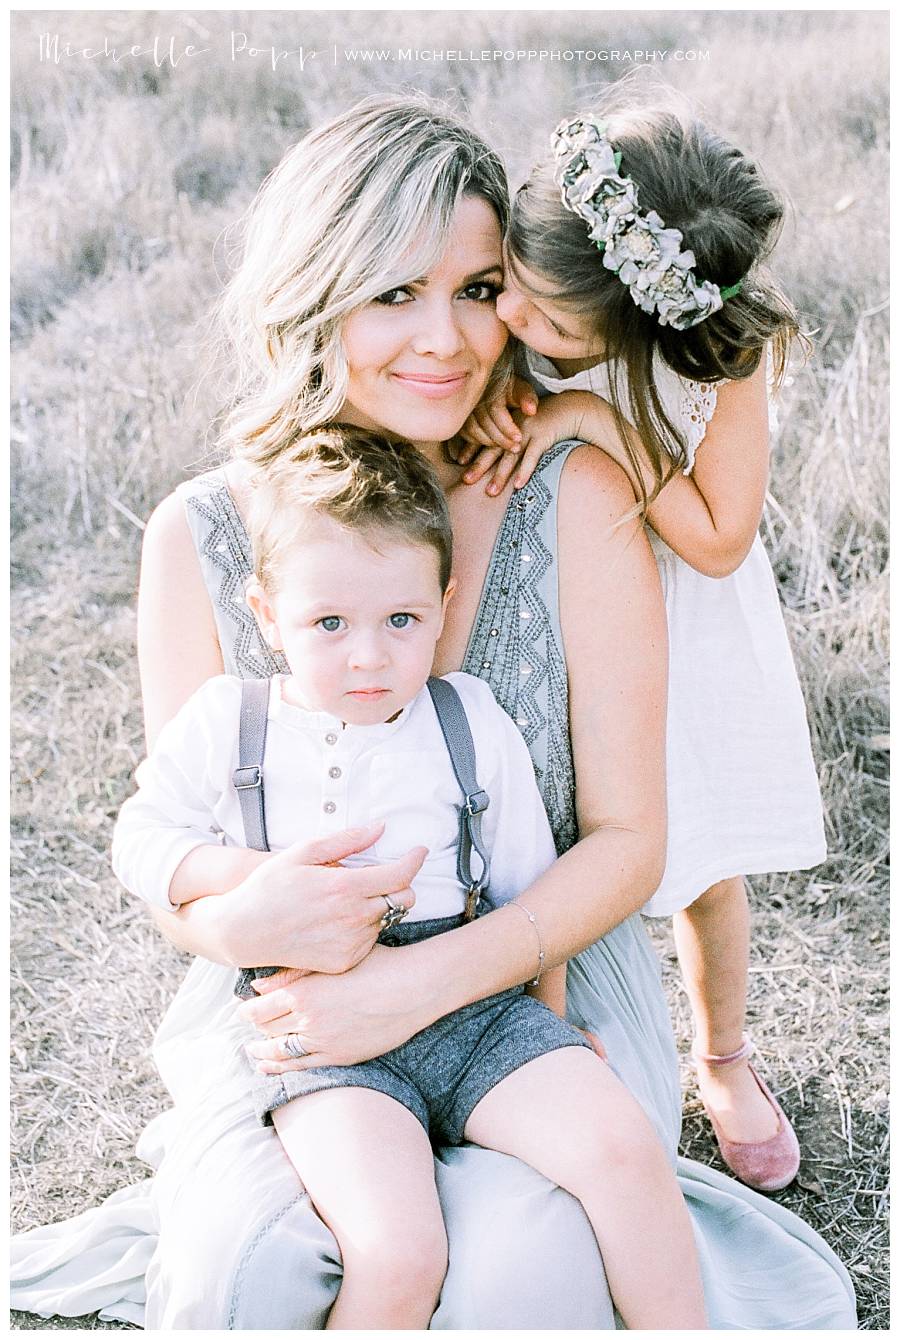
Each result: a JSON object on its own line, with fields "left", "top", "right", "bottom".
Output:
{"left": 507, "top": 901, "right": 545, "bottom": 986}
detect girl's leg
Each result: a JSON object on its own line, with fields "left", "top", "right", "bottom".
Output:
{"left": 273, "top": 1089, "right": 447, "bottom": 1330}
{"left": 463, "top": 1047, "right": 707, "bottom": 1330}
{"left": 673, "top": 876, "right": 780, "bottom": 1142}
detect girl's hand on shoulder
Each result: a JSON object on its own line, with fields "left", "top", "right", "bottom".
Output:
{"left": 458, "top": 375, "right": 539, "bottom": 455}
{"left": 455, "top": 376, "right": 538, "bottom": 495}
{"left": 509, "top": 390, "right": 604, "bottom": 490}
{"left": 461, "top": 388, "right": 615, "bottom": 496}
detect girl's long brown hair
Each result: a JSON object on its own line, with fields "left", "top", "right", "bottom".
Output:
{"left": 509, "top": 90, "right": 804, "bottom": 513}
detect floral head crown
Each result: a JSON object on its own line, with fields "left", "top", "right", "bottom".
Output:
{"left": 551, "top": 114, "right": 742, "bottom": 331}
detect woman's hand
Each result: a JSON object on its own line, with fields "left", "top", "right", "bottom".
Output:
{"left": 239, "top": 942, "right": 436, "bottom": 1071}
{"left": 218, "top": 827, "right": 427, "bottom": 974}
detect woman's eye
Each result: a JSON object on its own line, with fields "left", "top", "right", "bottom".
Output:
{"left": 374, "top": 287, "right": 413, "bottom": 306}
{"left": 317, "top": 616, "right": 345, "bottom": 632}
{"left": 548, "top": 317, "right": 572, "bottom": 340}
{"left": 388, "top": 613, "right": 416, "bottom": 629}
{"left": 462, "top": 282, "right": 501, "bottom": 302}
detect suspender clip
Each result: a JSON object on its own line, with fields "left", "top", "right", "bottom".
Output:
{"left": 464, "top": 789, "right": 490, "bottom": 817}
{"left": 233, "top": 765, "right": 263, "bottom": 790}
{"left": 464, "top": 886, "right": 484, "bottom": 921}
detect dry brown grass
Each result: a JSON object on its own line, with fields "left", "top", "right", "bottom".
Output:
{"left": 11, "top": 7, "right": 888, "bottom": 1330}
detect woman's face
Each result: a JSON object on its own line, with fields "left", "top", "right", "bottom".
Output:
{"left": 340, "top": 195, "right": 507, "bottom": 446}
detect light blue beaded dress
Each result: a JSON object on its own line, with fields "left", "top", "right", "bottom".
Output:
{"left": 11, "top": 443, "right": 855, "bottom": 1329}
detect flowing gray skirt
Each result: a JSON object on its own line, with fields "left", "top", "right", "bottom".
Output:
{"left": 11, "top": 913, "right": 855, "bottom": 1329}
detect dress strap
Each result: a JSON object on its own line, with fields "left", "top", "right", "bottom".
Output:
{"left": 463, "top": 440, "right": 581, "bottom": 854}
{"left": 178, "top": 470, "right": 288, "bottom": 680}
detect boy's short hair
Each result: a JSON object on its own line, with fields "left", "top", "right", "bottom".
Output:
{"left": 247, "top": 425, "right": 453, "bottom": 593}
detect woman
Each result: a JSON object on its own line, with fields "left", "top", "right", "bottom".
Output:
{"left": 12, "top": 95, "right": 854, "bottom": 1329}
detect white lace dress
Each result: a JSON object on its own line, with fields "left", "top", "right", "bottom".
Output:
{"left": 525, "top": 349, "right": 826, "bottom": 917}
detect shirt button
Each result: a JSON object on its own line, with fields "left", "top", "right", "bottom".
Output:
{"left": 323, "top": 801, "right": 337, "bottom": 814}
{"left": 325, "top": 732, "right": 338, "bottom": 746}
{"left": 328, "top": 766, "right": 342, "bottom": 780}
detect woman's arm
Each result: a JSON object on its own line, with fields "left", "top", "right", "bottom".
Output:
{"left": 527, "top": 963, "right": 568, "bottom": 1016}
{"left": 240, "top": 448, "right": 669, "bottom": 1068}
{"left": 138, "top": 492, "right": 226, "bottom": 748}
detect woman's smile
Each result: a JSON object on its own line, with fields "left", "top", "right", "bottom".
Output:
{"left": 340, "top": 195, "right": 507, "bottom": 445}
{"left": 390, "top": 370, "right": 471, "bottom": 399}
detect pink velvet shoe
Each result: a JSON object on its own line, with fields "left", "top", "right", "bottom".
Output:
{"left": 691, "top": 1036, "right": 801, "bottom": 1193}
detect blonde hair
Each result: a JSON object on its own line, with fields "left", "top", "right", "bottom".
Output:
{"left": 214, "top": 95, "right": 510, "bottom": 468}
{"left": 247, "top": 425, "right": 453, "bottom": 594}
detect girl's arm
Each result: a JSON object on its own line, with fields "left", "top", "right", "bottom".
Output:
{"left": 628, "top": 360, "right": 770, "bottom": 577}
{"left": 463, "top": 360, "right": 771, "bottom": 578}
{"left": 240, "top": 448, "right": 668, "bottom": 1069}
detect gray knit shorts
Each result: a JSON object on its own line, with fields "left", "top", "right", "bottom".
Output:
{"left": 245, "top": 913, "right": 591, "bottom": 1147}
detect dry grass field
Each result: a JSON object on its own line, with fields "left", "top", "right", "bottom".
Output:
{"left": 11, "top": 8, "right": 888, "bottom": 1329}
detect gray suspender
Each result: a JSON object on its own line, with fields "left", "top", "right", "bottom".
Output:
{"left": 231, "top": 675, "right": 491, "bottom": 999}
{"left": 232, "top": 679, "right": 275, "bottom": 1000}
{"left": 424, "top": 676, "right": 491, "bottom": 920}
{"left": 231, "top": 675, "right": 491, "bottom": 902}
{"left": 233, "top": 678, "right": 271, "bottom": 854}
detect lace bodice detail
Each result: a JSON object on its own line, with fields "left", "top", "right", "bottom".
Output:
{"left": 679, "top": 380, "right": 717, "bottom": 461}
{"left": 179, "top": 443, "right": 580, "bottom": 854}
{"left": 524, "top": 346, "right": 717, "bottom": 474}
{"left": 525, "top": 344, "right": 782, "bottom": 474}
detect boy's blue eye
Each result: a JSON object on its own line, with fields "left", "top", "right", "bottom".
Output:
{"left": 388, "top": 613, "right": 415, "bottom": 629}
{"left": 318, "top": 616, "right": 344, "bottom": 632}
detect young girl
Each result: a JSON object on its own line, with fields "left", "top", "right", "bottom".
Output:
{"left": 112, "top": 427, "right": 708, "bottom": 1331}
{"left": 460, "top": 97, "right": 825, "bottom": 1192}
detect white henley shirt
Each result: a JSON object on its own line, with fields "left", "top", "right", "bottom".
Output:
{"left": 112, "top": 672, "right": 558, "bottom": 919}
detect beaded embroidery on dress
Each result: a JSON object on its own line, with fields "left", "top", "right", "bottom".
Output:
{"left": 463, "top": 441, "right": 576, "bottom": 853}
{"left": 178, "top": 472, "right": 288, "bottom": 680}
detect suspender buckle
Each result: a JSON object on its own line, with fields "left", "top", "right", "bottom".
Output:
{"left": 464, "top": 886, "right": 483, "bottom": 921}
{"left": 464, "top": 789, "right": 490, "bottom": 817}
{"left": 233, "top": 765, "right": 263, "bottom": 790}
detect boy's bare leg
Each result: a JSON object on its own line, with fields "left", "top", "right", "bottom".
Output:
{"left": 674, "top": 876, "right": 780, "bottom": 1142}
{"left": 274, "top": 1088, "right": 447, "bottom": 1330}
{"left": 463, "top": 1047, "right": 707, "bottom": 1330}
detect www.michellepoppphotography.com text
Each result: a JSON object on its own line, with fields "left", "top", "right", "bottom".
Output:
{"left": 38, "top": 30, "right": 710, "bottom": 72}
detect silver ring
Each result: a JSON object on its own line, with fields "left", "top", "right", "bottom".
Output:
{"left": 379, "top": 893, "right": 408, "bottom": 932}
{"left": 281, "top": 1034, "right": 308, "bottom": 1059}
